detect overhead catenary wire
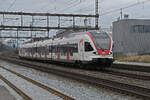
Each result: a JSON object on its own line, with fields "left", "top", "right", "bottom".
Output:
{"left": 56, "top": 0, "right": 83, "bottom": 13}
{"left": 35, "top": 0, "right": 56, "bottom": 13}
{"left": 7, "top": 0, "right": 17, "bottom": 11}
{"left": 46, "top": 0, "right": 77, "bottom": 13}
{"left": 65, "top": 1, "right": 95, "bottom": 14}
{"left": 100, "top": 0, "right": 150, "bottom": 16}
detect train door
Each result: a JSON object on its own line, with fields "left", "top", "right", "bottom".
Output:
{"left": 50, "top": 43, "right": 53, "bottom": 60}
{"left": 67, "top": 43, "right": 70, "bottom": 60}
{"left": 35, "top": 44, "right": 38, "bottom": 58}
{"left": 51, "top": 41, "right": 54, "bottom": 60}
{"left": 32, "top": 47, "right": 33, "bottom": 58}
{"left": 84, "top": 41, "right": 94, "bottom": 61}
{"left": 40, "top": 46, "right": 41, "bottom": 58}
{"left": 48, "top": 44, "right": 52, "bottom": 60}
{"left": 45, "top": 45, "right": 47, "bottom": 59}
{"left": 79, "top": 39, "right": 84, "bottom": 60}
{"left": 57, "top": 44, "right": 60, "bottom": 60}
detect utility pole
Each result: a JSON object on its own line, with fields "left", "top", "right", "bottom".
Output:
{"left": 95, "top": 0, "right": 99, "bottom": 29}
{"left": 31, "top": 16, "right": 34, "bottom": 41}
{"left": 0, "top": 30, "right": 1, "bottom": 43}
{"left": 17, "top": 29, "right": 19, "bottom": 48}
{"left": 21, "top": 12, "right": 23, "bottom": 27}
{"left": 2, "top": 14, "right": 5, "bottom": 25}
{"left": 0, "top": 30, "right": 1, "bottom": 38}
{"left": 47, "top": 16, "right": 49, "bottom": 38}
{"left": 0, "top": 30, "right": 1, "bottom": 47}
{"left": 120, "top": 8, "right": 123, "bottom": 19}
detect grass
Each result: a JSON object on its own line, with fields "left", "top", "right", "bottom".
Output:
{"left": 115, "top": 55, "right": 150, "bottom": 63}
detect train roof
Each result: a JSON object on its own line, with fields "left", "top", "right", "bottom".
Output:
{"left": 20, "top": 30, "right": 108, "bottom": 48}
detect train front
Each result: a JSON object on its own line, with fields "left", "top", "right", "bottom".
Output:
{"left": 88, "top": 31, "right": 114, "bottom": 67}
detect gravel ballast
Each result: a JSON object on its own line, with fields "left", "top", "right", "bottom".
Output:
{"left": 0, "top": 60, "right": 142, "bottom": 100}
{"left": 0, "top": 67, "right": 62, "bottom": 100}
{"left": 0, "top": 79, "right": 24, "bottom": 100}
{"left": 18, "top": 59, "right": 150, "bottom": 89}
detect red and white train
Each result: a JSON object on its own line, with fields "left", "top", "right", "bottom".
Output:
{"left": 19, "top": 31, "right": 114, "bottom": 69}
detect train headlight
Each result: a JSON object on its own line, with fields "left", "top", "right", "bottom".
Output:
{"left": 109, "top": 51, "right": 112, "bottom": 55}
{"left": 93, "top": 52, "right": 96, "bottom": 54}
{"left": 93, "top": 52, "right": 98, "bottom": 54}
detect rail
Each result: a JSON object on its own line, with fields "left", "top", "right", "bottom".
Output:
{"left": 0, "top": 65, "right": 75, "bottom": 100}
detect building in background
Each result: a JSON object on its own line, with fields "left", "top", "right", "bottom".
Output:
{"left": 113, "top": 19, "right": 150, "bottom": 56}
{"left": 3, "top": 39, "right": 30, "bottom": 48}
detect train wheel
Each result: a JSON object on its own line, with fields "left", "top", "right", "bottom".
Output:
{"left": 77, "top": 61, "right": 84, "bottom": 68}
{"left": 105, "top": 61, "right": 113, "bottom": 68}
{"left": 96, "top": 67, "right": 105, "bottom": 70}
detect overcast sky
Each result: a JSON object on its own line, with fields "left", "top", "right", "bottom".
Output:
{"left": 0, "top": 0, "right": 150, "bottom": 28}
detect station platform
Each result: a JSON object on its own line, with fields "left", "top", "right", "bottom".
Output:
{"left": 114, "top": 61, "right": 150, "bottom": 67}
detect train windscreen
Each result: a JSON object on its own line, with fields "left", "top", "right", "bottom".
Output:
{"left": 90, "top": 31, "right": 110, "bottom": 50}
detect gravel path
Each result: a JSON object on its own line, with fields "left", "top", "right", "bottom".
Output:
{"left": 114, "top": 61, "right": 150, "bottom": 67}
{"left": 108, "top": 67, "right": 150, "bottom": 76}
{"left": 0, "top": 60, "right": 142, "bottom": 100}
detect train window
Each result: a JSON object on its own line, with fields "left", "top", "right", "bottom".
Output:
{"left": 25, "top": 48, "right": 27, "bottom": 53}
{"left": 27, "top": 48, "right": 29, "bottom": 53}
{"left": 49, "top": 46, "right": 51, "bottom": 53}
{"left": 90, "top": 32, "right": 110, "bottom": 50}
{"left": 51, "top": 45, "right": 55, "bottom": 53}
{"left": 26, "top": 48, "right": 28, "bottom": 53}
{"left": 69, "top": 44, "right": 77, "bottom": 55}
{"left": 60, "top": 45, "right": 62, "bottom": 56}
{"left": 70, "top": 46, "right": 73, "bottom": 56}
{"left": 57, "top": 46, "right": 59, "bottom": 53}
{"left": 85, "top": 42, "right": 93, "bottom": 52}
{"left": 28, "top": 48, "right": 31, "bottom": 53}
{"left": 33, "top": 47, "right": 36, "bottom": 54}
{"left": 68, "top": 43, "right": 78, "bottom": 56}
{"left": 51, "top": 45, "right": 57, "bottom": 54}
{"left": 37, "top": 47, "right": 40, "bottom": 54}
{"left": 45, "top": 46, "right": 49, "bottom": 55}
{"left": 30, "top": 48, "right": 32, "bottom": 53}
{"left": 60, "top": 45, "right": 65, "bottom": 56}
{"left": 41, "top": 47, "right": 45, "bottom": 55}
{"left": 50, "top": 43, "right": 78, "bottom": 56}
{"left": 55, "top": 46, "right": 57, "bottom": 54}
{"left": 35, "top": 47, "right": 38, "bottom": 53}
{"left": 33, "top": 47, "right": 37, "bottom": 53}
{"left": 32, "top": 48, "right": 34, "bottom": 54}
{"left": 63, "top": 45, "right": 67, "bottom": 56}
{"left": 74, "top": 44, "right": 78, "bottom": 53}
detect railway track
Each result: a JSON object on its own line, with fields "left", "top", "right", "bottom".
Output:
{"left": 0, "top": 65, "right": 75, "bottom": 100}
{"left": 5, "top": 54, "right": 150, "bottom": 73}
{"left": 0, "top": 74, "right": 32, "bottom": 100}
{"left": 103, "top": 69, "right": 150, "bottom": 81}
{"left": 10, "top": 54, "right": 150, "bottom": 72}
{"left": 7, "top": 56, "right": 150, "bottom": 81}
{"left": 0, "top": 56, "right": 150, "bottom": 99}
